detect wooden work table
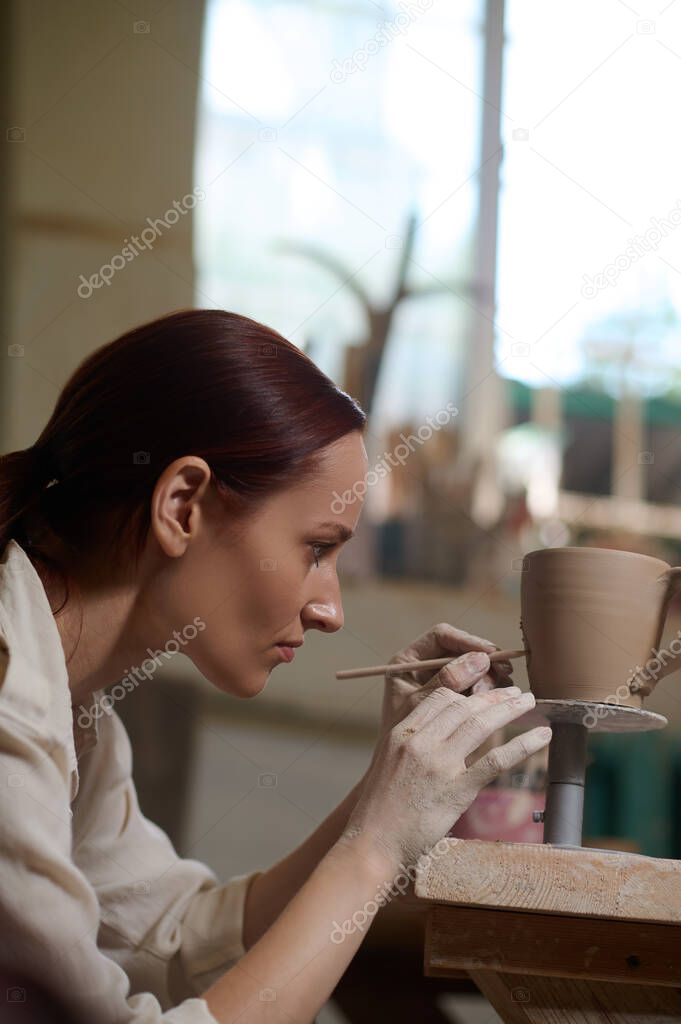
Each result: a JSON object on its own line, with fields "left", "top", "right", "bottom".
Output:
{"left": 414, "top": 838, "right": 681, "bottom": 1022}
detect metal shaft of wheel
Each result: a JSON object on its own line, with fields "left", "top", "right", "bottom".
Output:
{"left": 542, "top": 721, "right": 588, "bottom": 847}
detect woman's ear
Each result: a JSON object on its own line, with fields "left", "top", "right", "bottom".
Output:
{"left": 150, "top": 457, "right": 213, "bottom": 557}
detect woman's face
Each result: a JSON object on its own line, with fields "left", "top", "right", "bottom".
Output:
{"left": 146, "top": 430, "right": 368, "bottom": 696}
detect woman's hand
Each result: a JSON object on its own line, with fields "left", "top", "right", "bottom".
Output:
{"left": 377, "top": 622, "right": 515, "bottom": 744}
{"left": 343, "top": 686, "right": 550, "bottom": 872}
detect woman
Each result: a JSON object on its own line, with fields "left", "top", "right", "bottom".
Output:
{"left": 0, "top": 309, "right": 550, "bottom": 1024}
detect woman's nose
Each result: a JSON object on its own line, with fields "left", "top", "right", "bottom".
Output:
{"left": 301, "top": 598, "right": 344, "bottom": 633}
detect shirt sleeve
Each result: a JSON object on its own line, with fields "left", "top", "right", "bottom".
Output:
{"left": 72, "top": 704, "right": 264, "bottom": 1005}
{"left": 0, "top": 642, "right": 259, "bottom": 1024}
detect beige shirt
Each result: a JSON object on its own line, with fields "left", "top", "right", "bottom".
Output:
{"left": 0, "top": 538, "right": 262, "bottom": 1023}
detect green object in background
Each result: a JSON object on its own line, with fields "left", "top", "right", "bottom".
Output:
{"left": 508, "top": 377, "right": 681, "bottom": 427}
{"left": 584, "top": 732, "right": 681, "bottom": 858}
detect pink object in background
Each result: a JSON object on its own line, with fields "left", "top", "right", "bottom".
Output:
{"left": 447, "top": 786, "right": 546, "bottom": 843}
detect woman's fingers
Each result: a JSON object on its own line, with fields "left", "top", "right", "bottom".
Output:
{"left": 423, "top": 690, "right": 539, "bottom": 761}
{"left": 398, "top": 681, "right": 522, "bottom": 736}
{"left": 399, "top": 675, "right": 503, "bottom": 733}
{"left": 397, "top": 684, "right": 467, "bottom": 732}
{"left": 463, "top": 727, "right": 552, "bottom": 789}
{"left": 414, "top": 652, "right": 497, "bottom": 703}
{"left": 434, "top": 653, "right": 513, "bottom": 697}
{"left": 436, "top": 652, "right": 492, "bottom": 691}
{"left": 469, "top": 676, "right": 496, "bottom": 694}
{"left": 488, "top": 657, "right": 515, "bottom": 683}
{"left": 384, "top": 653, "right": 488, "bottom": 720}
{"left": 388, "top": 623, "right": 500, "bottom": 684}
{"left": 408, "top": 652, "right": 521, "bottom": 716}
{"left": 381, "top": 653, "right": 495, "bottom": 736}
{"left": 452, "top": 692, "right": 539, "bottom": 759}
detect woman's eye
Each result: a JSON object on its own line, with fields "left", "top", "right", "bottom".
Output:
{"left": 310, "top": 542, "right": 331, "bottom": 567}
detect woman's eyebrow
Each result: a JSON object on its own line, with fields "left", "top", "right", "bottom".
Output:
{"left": 313, "top": 522, "right": 355, "bottom": 542}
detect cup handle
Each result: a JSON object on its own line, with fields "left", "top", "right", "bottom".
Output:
{"left": 633, "top": 567, "right": 681, "bottom": 696}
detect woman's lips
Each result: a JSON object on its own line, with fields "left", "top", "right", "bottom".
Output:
{"left": 276, "top": 644, "right": 296, "bottom": 663}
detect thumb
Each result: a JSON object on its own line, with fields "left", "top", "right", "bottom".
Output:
{"left": 431, "top": 651, "right": 492, "bottom": 693}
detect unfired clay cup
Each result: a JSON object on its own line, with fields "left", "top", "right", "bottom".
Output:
{"left": 519, "top": 546, "right": 681, "bottom": 707}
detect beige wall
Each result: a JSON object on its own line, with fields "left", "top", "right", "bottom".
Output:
{"left": 1, "top": 0, "right": 205, "bottom": 449}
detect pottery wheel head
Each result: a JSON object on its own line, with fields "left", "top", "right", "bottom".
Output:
{"left": 532, "top": 698, "right": 667, "bottom": 734}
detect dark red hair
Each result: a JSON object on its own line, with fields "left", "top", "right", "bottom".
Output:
{"left": 0, "top": 309, "right": 366, "bottom": 605}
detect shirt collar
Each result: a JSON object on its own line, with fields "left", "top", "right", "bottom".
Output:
{"left": 0, "top": 539, "right": 103, "bottom": 800}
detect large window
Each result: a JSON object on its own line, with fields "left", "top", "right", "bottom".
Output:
{"left": 497, "top": 0, "right": 681, "bottom": 400}
{"left": 195, "top": 0, "right": 486, "bottom": 432}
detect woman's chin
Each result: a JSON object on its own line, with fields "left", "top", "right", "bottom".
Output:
{"left": 213, "top": 671, "right": 269, "bottom": 698}
{"left": 187, "top": 654, "right": 269, "bottom": 698}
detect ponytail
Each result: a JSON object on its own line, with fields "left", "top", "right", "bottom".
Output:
{"left": 0, "top": 447, "right": 43, "bottom": 549}
{"left": 0, "top": 443, "right": 68, "bottom": 600}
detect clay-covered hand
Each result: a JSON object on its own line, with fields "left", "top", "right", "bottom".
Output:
{"left": 377, "top": 622, "right": 514, "bottom": 742}
{"left": 342, "top": 687, "right": 550, "bottom": 871}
